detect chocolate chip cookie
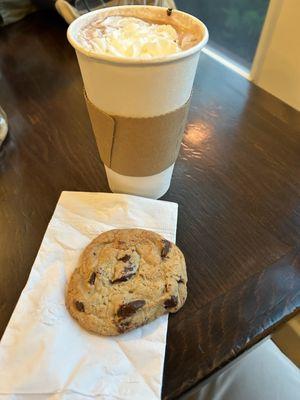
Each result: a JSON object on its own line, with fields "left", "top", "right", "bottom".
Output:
{"left": 66, "top": 228, "right": 187, "bottom": 335}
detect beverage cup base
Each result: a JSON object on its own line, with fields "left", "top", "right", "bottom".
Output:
{"left": 105, "top": 164, "right": 174, "bottom": 200}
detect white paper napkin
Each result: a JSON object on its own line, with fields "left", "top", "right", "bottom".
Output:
{"left": 0, "top": 192, "right": 178, "bottom": 400}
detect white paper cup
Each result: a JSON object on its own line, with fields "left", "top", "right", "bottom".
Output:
{"left": 68, "top": 6, "right": 208, "bottom": 198}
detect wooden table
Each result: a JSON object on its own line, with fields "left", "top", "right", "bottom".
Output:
{"left": 0, "top": 10, "right": 299, "bottom": 400}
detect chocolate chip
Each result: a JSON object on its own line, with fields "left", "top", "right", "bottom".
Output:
{"left": 118, "top": 254, "right": 131, "bottom": 262}
{"left": 111, "top": 273, "right": 135, "bottom": 284}
{"left": 88, "top": 272, "right": 96, "bottom": 285}
{"left": 167, "top": 8, "right": 173, "bottom": 16}
{"left": 111, "top": 259, "right": 138, "bottom": 284}
{"left": 117, "top": 321, "right": 131, "bottom": 333}
{"left": 92, "top": 252, "right": 96, "bottom": 256}
{"left": 125, "top": 264, "right": 135, "bottom": 272}
{"left": 161, "top": 239, "right": 171, "bottom": 258}
{"left": 164, "top": 296, "right": 178, "bottom": 308}
{"left": 117, "top": 300, "right": 145, "bottom": 319}
{"left": 177, "top": 277, "right": 184, "bottom": 284}
{"left": 75, "top": 301, "right": 85, "bottom": 312}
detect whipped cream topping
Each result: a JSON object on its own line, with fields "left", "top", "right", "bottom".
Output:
{"left": 78, "top": 16, "right": 182, "bottom": 59}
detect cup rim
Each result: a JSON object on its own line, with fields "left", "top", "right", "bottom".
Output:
{"left": 67, "top": 5, "right": 209, "bottom": 65}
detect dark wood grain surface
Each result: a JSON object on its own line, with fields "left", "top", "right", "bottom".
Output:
{"left": 0, "top": 10, "right": 299, "bottom": 400}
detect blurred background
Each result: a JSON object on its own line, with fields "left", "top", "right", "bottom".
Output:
{"left": 176, "top": 0, "right": 269, "bottom": 69}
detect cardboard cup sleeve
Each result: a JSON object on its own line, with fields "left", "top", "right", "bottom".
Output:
{"left": 85, "top": 91, "right": 191, "bottom": 177}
